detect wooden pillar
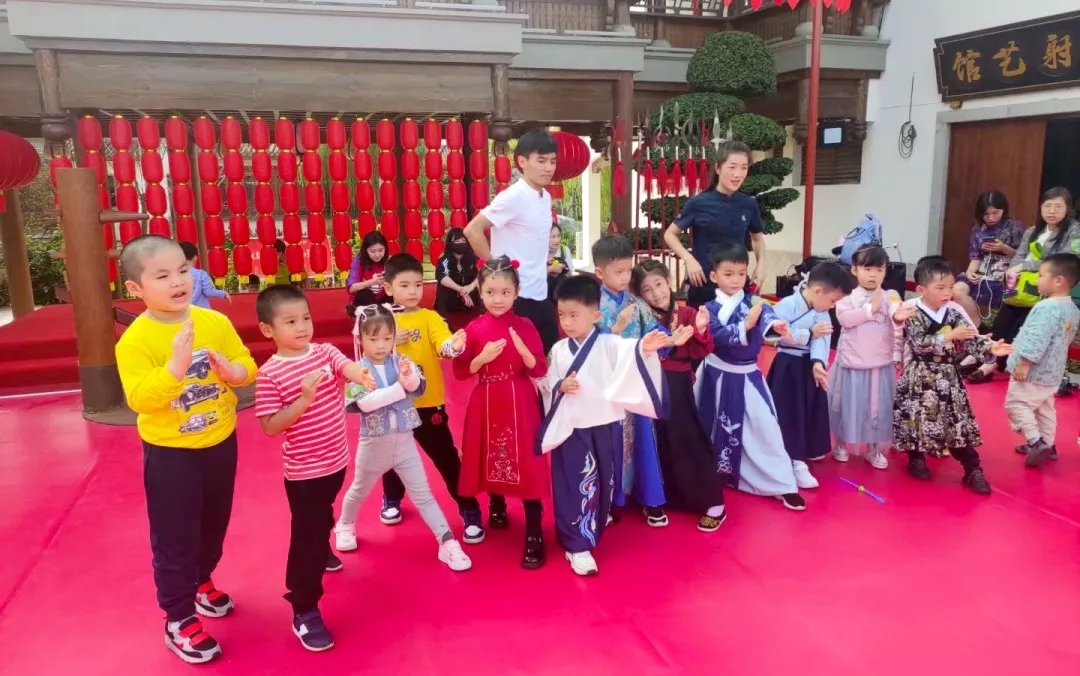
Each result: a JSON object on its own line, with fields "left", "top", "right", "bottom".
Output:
{"left": 0, "top": 190, "right": 35, "bottom": 318}
{"left": 187, "top": 140, "right": 209, "bottom": 269}
{"left": 613, "top": 0, "right": 632, "bottom": 33}
{"left": 611, "top": 72, "right": 634, "bottom": 234}
{"left": 55, "top": 167, "right": 126, "bottom": 417}
{"left": 490, "top": 64, "right": 512, "bottom": 154}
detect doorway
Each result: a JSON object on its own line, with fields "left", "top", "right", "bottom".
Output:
{"left": 1041, "top": 117, "right": 1080, "bottom": 202}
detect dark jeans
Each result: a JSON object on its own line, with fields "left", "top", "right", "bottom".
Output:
{"left": 143, "top": 432, "right": 238, "bottom": 622}
{"left": 284, "top": 468, "right": 346, "bottom": 615}
{"left": 513, "top": 296, "right": 559, "bottom": 355}
{"left": 382, "top": 406, "right": 480, "bottom": 513}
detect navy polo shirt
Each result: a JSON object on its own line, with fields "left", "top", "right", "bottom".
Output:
{"left": 672, "top": 189, "right": 763, "bottom": 272}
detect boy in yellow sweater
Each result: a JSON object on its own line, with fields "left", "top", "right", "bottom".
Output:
{"left": 115, "top": 235, "right": 257, "bottom": 665}
{"left": 374, "top": 254, "right": 485, "bottom": 543}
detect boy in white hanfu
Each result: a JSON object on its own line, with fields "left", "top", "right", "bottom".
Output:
{"left": 540, "top": 275, "right": 686, "bottom": 577}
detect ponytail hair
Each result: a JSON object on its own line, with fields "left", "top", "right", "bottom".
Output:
{"left": 707, "top": 140, "right": 752, "bottom": 191}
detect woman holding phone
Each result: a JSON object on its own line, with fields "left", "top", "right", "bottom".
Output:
{"left": 952, "top": 190, "right": 1025, "bottom": 328}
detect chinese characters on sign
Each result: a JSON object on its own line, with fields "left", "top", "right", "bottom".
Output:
{"left": 935, "top": 11, "right": 1080, "bottom": 101}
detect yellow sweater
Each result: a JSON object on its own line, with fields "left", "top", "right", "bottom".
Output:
{"left": 394, "top": 308, "right": 456, "bottom": 409}
{"left": 115, "top": 306, "right": 257, "bottom": 449}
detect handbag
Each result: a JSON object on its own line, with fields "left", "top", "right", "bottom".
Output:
{"left": 1006, "top": 241, "right": 1044, "bottom": 308}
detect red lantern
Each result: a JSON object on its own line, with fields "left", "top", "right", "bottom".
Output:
{"left": 309, "top": 244, "right": 329, "bottom": 279}
{"left": 230, "top": 215, "right": 250, "bottom": 245}
{"left": 358, "top": 213, "right": 377, "bottom": 236}
{"left": 205, "top": 216, "right": 226, "bottom": 247}
{"left": 330, "top": 183, "right": 350, "bottom": 213}
{"left": 448, "top": 182, "right": 467, "bottom": 210}
{"left": 404, "top": 211, "right": 423, "bottom": 239}
{"left": 305, "top": 183, "right": 324, "bottom": 213}
{"left": 445, "top": 118, "right": 467, "bottom": 235}
{"left": 325, "top": 117, "right": 353, "bottom": 282}
{"left": 166, "top": 116, "right": 195, "bottom": 244}
{"left": 406, "top": 239, "right": 425, "bottom": 261}
{"left": 233, "top": 245, "right": 253, "bottom": 277}
{"left": 494, "top": 154, "right": 512, "bottom": 193}
{"left": 381, "top": 212, "right": 400, "bottom": 239}
{"left": 471, "top": 182, "right": 489, "bottom": 210}
{"left": 108, "top": 116, "right": 143, "bottom": 244}
{"left": 428, "top": 237, "right": 445, "bottom": 266}
{"left": 445, "top": 119, "right": 463, "bottom": 150}
{"left": 351, "top": 119, "right": 370, "bottom": 151}
{"left": 249, "top": 117, "right": 269, "bottom": 149}
{"left": 353, "top": 150, "right": 372, "bottom": 181}
{"left": 308, "top": 213, "right": 327, "bottom": 244}
{"left": 275, "top": 118, "right": 295, "bottom": 151}
{"left": 468, "top": 119, "right": 487, "bottom": 151}
{"left": 286, "top": 244, "right": 305, "bottom": 280}
{"left": 427, "top": 210, "right": 446, "bottom": 240}
{"left": 282, "top": 214, "right": 303, "bottom": 245}
{"left": 403, "top": 182, "right": 421, "bottom": 211}
{"left": 548, "top": 131, "right": 590, "bottom": 199}
{"left": 376, "top": 119, "right": 395, "bottom": 150}
{"left": 356, "top": 182, "right": 375, "bottom": 212}
{"left": 261, "top": 248, "right": 279, "bottom": 276}
{"left": 194, "top": 117, "right": 227, "bottom": 282}
{"left": 335, "top": 241, "right": 354, "bottom": 273}
{"left": 257, "top": 214, "right": 277, "bottom": 245}
{"left": 252, "top": 152, "right": 271, "bottom": 183}
{"left": 426, "top": 182, "right": 444, "bottom": 210}
{"left": 378, "top": 152, "right": 397, "bottom": 182}
{"left": 207, "top": 247, "right": 229, "bottom": 280}
{"left": 380, "top": 182, "right": 398, "bottom": 211}
{"left": 176, "top": 216, "right": 198, "bottom": 244}
{"left": 425, "top": 150, "right": 443, "bottom": 181}
{"left": 332, "top": 213, "right": 352, "bottom": 242}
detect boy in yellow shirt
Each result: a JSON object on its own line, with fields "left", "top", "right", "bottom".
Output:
{"left": 373, "top": 254, "right": 485, "bottom": 543}
{"left": 114, "top": 235, "right": 257, "bottom": 665}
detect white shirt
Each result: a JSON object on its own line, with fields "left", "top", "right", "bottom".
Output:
{"left": 482, "top": 178, "right": 552, "bottom": 301}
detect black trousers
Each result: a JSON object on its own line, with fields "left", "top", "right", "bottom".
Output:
{"left": 907, "top": 446, "right": 981, "bottom": 469}
{"left": 990, "top": 303, "right": 1032, "bottom": 371}
{"left": 143, "top": 432, "right": 238, "bottom": 622}
{"left": 490, "top": 494, "right": 544, "bottom": 537}
{"left": 513, "top": 296, "right": 559, "bottom": 355}
{"left": 284, "top": 468, "right": 346, "bottom": 615}
{"left": 382, "top": 406, "right": 480, "bottom": 513}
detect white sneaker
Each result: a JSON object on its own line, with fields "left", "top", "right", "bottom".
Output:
{"left": 833, "top": 446, "right": 850, "bottom": 462}
{"left": 792, "top": 461, "right": 819, "bottom": 489}
{"left": 334, "top": 523, "right": 357, "bottom": 552}
{"left": 866, "top": 448, "right": 889, "bottom": 470}
{"left": 437, "top": 539, "right": 472, "bottom": 572}
{"left": 565, "top": 551, "right": 598, "bottom": 576}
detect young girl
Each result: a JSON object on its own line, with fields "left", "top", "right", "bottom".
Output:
{"left": 547, "top": 222, "right": 573, "bottom": 301}
{"left": 830, "top": 245, "right": 904, "bottom": 469}
{"left": 345, "top": 232, "right": 388, "bottom": 313}
{"left": 631, "top": 260, "right": 725, "bottom": 532}
{"left": 453, "top": 256, "right": 549, "bottom": 568}
{"left": 334, "top": 304, "right": 472, "bottom": 571}
{"left": 434, "top": 227, "right": 481, "bottom": 321}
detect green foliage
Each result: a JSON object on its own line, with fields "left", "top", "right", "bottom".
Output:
{"left": 648, "top": 93, "right": 745, "bottom": 136}
{"left": 685, "top": 31, "right": 778, "bottom": 98}
{"left": 749, "top": 156, "right": 794, "bottom": 177}
{"left": 729, "top": 114, "right": 787, "bottom": 152}
{"left": 756, "top": 187, "right": 800, "bottom": 213}
{"left": 0, "top": 229, "right": 67, "bottom": 307}
{"left": 739, "top": 173, "right": 781, "bottom": 197}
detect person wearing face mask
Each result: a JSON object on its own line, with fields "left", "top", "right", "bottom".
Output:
{"left": 434, "top": 228, "right": 481, "bottom": 325}
{"left": 663, "top": 141, "right": 769, "bottom": 308}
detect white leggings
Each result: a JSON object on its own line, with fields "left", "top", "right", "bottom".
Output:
{"left": 338, "top": 432, "right": 452, "bottom": 542}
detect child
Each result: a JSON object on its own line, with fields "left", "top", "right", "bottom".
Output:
{"left": 893, "top": 257, "right": 1012, "bottom": 493}
{"left": 693, "top": 241, "right": 805, "bottom": 510}
{"left": 591, "top": 234, "right": 668, "bottom": 527}
{"left": 547, "top": 221, "right": 573, "bottom": 301}
{"left": 830, "top": 245, "right": 904, "bottom": 469}
{"left": 114, "top": 235, "right": 257, "bottom": 664}
{"left": 180, "top": 241, "right": 229, "bottom": 309}
{"left": 1006, "top": 253, "right": 1080, "bottom": 466}
{"left": 345, "top": 231, "right": 388, "bottom": 313}
{"left": 767, "top": 261, "right": 851, "bottom": 487}
{"left": 377, "top": 254, "right": 484, "bottom": 543}
{"left": 631, "top": 260, "right": 726, "bottom": 532}
{"left": 453, "top": 256, "right": 549, "bottom": 568}
{"left": 333, "top": 304, "right": 473, "bottom": 571}
{"left": 542, "top": 275, "right": 673, "bottom": 575}
{"left": 253, "top": 285, "right": 379, "bottom": 652}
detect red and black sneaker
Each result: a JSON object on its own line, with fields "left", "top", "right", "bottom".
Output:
{"left": 195, "top": 580, "right": 235, "bottom": 618}
{"left": 165, "top": 616, "right": 222, "bottom": 664}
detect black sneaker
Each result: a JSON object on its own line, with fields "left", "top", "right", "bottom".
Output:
{"left": 697, "top": 511, "right": 727, "bottom": 532}
{"left": 195, "top": 579, "right": 234, "bottom": 618}
{"left": 644, "top": 506, "right": 669, "bottom": 527}
{"left": 379, "top": 495, "right": 403, "bottom": 525}
{"left": 293, "top": 610, "right": 335, "bottom": 652}
{"left": 165, "top": 616, "right": 222, "bottom": 664}
{"left": 488, "top": 507, "right": 509, "bottom": 530}
{"left": 907, "top": 455, "right": 932, "bottom": 480}
{"left": 522, "top": 535, "right": 546, "bottom": 570}
{"left": 462, "top": 509, "right": 486, "bottom": 544}
{"left": 1025, "top": 441, "right": 1056, "bottom": 468}
{"left": 777, "top": 493, "right": 806, "bottom": 511}
{"left": 326, "top": 551, "right": 343, "bottom": 572}
{"left": 1015, "top": 442, "right": 1058, "bottom": 460}
{"left": 962, "top": 467, "right": 992, "bottom": 495}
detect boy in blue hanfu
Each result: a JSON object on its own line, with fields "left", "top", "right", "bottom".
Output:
{"left": 694, "top": 241, "right": 805, "bottom": 511}
{"left": 591, "top": 235, "right": 669, "bottom": 527}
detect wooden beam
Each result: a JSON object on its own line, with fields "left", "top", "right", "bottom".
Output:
{"left": 0, "top": 190, "right": 35, "bottom": 318}
{"left": 612, "top": 72, "right": 634, "bottom": 235}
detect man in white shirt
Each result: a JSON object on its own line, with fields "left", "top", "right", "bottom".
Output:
{"left": 464, "top": 130, "right": 560, "bottom": 353}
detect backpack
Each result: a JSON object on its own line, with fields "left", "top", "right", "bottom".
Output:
{"left": 838, "top": 215, "right": 883, "bottom": 266}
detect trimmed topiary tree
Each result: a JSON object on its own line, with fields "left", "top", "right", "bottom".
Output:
{"left": 639, "top": 31, "right": 799, "bottom": 235}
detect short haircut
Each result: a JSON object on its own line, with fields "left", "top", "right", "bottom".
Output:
{"left": 478, "top": 255, "right": 520, "bottom": 289}
{"left": 256, "top": 283, "right": 308, "bottom": 324}
{"left": 591, "top": 235, "right": 635, "bottom": 266}
{"left": 179, "top": 241, "right": 199, "bottom": 261}
{"left": 806, "top": 261, "right": 855, "bottom": 295}
{"left": 119, "top": 234, "right": 184, "bottom": 282}
{"left": 851, "top": 244, "right": 889, "bottom": 268}
{"left": 709, "top": 240, "right": 749, "bottom": 267}
{"left": 1042, "top": 252, "right": 1080, "bottom": 288}
{"left": 514, "top": 130, "right": 557, "bottom": 161}
{"left": 554, "top": 273, "right": 601, "bottom": 308}
{"left": 630, "top": 259, "right": 670, "bottom": 297}
{"left": 384, "top": 253, "right": 424, "bottom": 283}
{"left": 354, "top": 303, "right": 397, "bottom": 337}
{"left": 914, "top": 256, "right": 955, "bottom": 286}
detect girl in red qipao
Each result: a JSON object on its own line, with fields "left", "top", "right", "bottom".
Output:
{"left": 631, "top": 260, "right": 727, "bottom": 533}
{"left": 453, "top": 256, "right": 550, "bottom": 568}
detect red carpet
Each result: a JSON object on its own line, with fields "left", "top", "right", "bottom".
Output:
{"left": 1, "top": 362, "right": 1079, "bottom": 675}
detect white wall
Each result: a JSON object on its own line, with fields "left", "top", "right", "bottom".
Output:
{"left": 783, "top": 0, "right": 1080, "bottom": 263}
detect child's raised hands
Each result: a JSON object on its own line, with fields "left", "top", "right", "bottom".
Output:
{"left": 508, "top": 327, "right": 531, "bottom": 358}
{"left": 168, "top": 320, "right": 195, "bottom": 380}
{"left": 694, "top": 306, "right": 710, "bottom": 334}
{"left": 810, "top": 321, "right": 833, "bottom": 339}
{"left": 990, "top": 339, "right": 1014, "bottom": 357}
{"left": 892, "top": 303, "right": 916, "bottom": 323}
{"left": 451, "top": 329, "right": 467, "bottom": 354}
{"left": 669, "top": 325, "right": 695, "bottom": 347}
{"left": 559, "top": 371, "right": 580, "bottom": 394}
{"left": 947, "top": 325, "right": 979, "bottom": 342}
{"left": 300, "top": 370, "right": 325, "bottom": 403}
{"left": 771, "top": 320, "right": 791, "bottom": 338}
{"left": 744, "top": 303, "right": 764, "bottom": 329}
{"left": 399, "top": 358, "right": 413, "bottom": 378}
{"left": 641, "top": 329, "right": 670, "bottom": 355}
{"left": 479, "top": 339, "right": 507, "bottom": 364}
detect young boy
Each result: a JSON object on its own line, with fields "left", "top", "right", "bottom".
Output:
{"left": 114, "top": 235, "right": 257, "bottom": 665}
{"left": 253, "top": 285, "right": 376, "bottom": 652}
{"left": 893, "top": 257, "right": 1012, "bottom": 493}
{"left": 1006, "top": 253, "right": 1080, "bottom": 467}
{"left": 179, "top": 241, "right": 229, "bottom": 309}
{"left": 767, "top": 262, "right": 853, "bottom": 488}
{"left": 542, "top": 275, "right": 675, "bottom": 575}
{"left": 693, "top": 241, "right": 805, "bottom": 510}
{"left": 376, "top": 254, "right": 482, "bottom": 538}
{"left": 591, "top": 234, "right": 668, "bottom": 526}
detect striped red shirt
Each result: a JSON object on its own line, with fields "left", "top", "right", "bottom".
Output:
{"left": 255, "top": 343, "right": 353, "bottom": 481}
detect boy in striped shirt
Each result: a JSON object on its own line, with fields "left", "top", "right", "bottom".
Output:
{"left": 254, "top": 285, "right": 375, "bottom": 652}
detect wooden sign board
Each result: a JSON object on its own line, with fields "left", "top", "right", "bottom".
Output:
{"left": 934, "top": 10, "right": 1079, "bottom": 102}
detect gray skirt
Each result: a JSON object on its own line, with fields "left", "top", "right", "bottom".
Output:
{"left": 827, "top": 363, "right": 896, "bottom": 446}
